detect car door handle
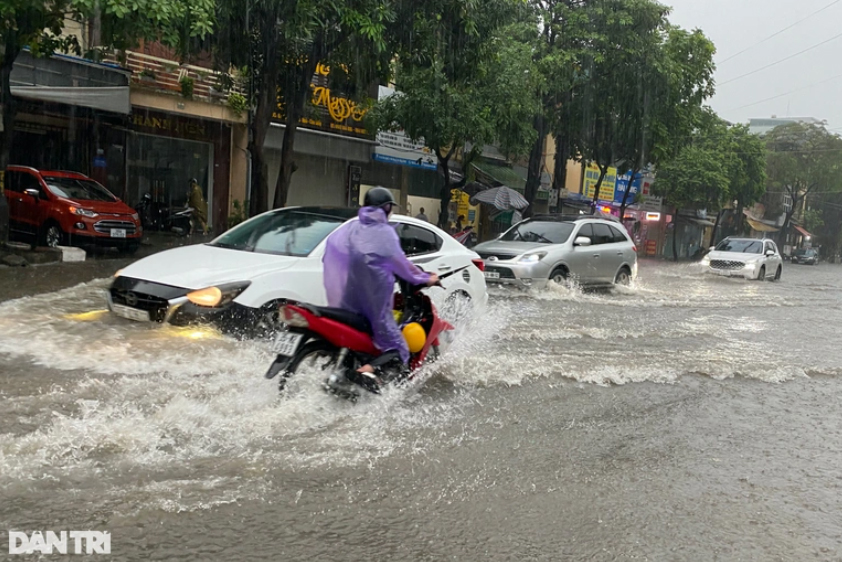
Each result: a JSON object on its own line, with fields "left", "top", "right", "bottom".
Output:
{"left": 617, "top": 252, "right": 624, "bottom": 256}
{"left": 438, "top": 265, "right": 452, "bottom": 272}
{"left": 593, "top": 254, "right": 600, "bottom": 259}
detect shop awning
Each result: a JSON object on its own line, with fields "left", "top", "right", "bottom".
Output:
{"left": 472, "top": 160, "right": 549, "bottom": 201}
{"left": 794, "top": 225, "right": 812, "bottom": 238}
{"left": 10, "top": 50, "right": 131, "bottom": 114}
{"left": 746, "top": 218, "right": 780, "bottom": 233}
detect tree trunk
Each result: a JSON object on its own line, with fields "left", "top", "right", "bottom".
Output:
{"left": 438, "top": 156, "right": 452, "bottom": 230}
{"left": 552, "top": 133, "right": 569, "bottom": 213}
{"left": 524, "top": 114, "right": 547, "bottom": 218}
{"left": 709, "top": 209, "right": 723, "bottom": 248}
{"left": 591, "top": 165, "right": 608, "bottom": 214}
{"left": 248, "top": 75, "right": 274, "bottom": 217}
{"left": 0, "top": 47, "right": 20, "bottom": 171}
{"left": 618, "top": 167, "right": 639, "bottom": 222}
{"left": 273, "top": 115, "right": 300, "bottom": 209}
{"left": 672, "top": 214, "right": 679, "bottom": 262}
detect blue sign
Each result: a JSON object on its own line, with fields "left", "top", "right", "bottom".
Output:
{"left": 93, "top": 156, "right": 107, "bottom": 169}
{"left": 614, "top": 171, "right": 643, "bottom": 205}
{"left": 372, "top": 153, "right": 437, "bottom": 170}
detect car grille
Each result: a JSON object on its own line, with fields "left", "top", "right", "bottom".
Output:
{"left": 110, "top": 288, "right": 167, "bottom": 321}
{"left": 485, "top": 266, "right": 516, "bottom": 279}
{"left": 479, "top": 252, "right": 519, "bottom": 261}
{"left": 94, "top": 220, "right": 137, "bottom": 234}
{"left": 710, "top": 260, "right": 744, "bottom": 270}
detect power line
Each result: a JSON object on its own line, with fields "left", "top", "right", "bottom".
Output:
{"left": 718, "top": 0, "right": 842, "bottom": 65}
{"left": 727, "top": 72, "right": 842, "bottom": 111}
{"left": 719, "top": 30, "right": 842, "bottom": 87}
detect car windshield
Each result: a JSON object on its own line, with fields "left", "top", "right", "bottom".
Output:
{"left": 500, "top": 221, "right": 575, "bottom": 244}
{"left": 794, "top": 249, "right": 815, "bottom": 257}
{"left": 716, "top": 239, "right": 763, "bottom": 254}
{"left": 209, "top": 210, "right": 347, "bottom": 257}
{"left": 44, "top": 177, "right": 117, "bottom": 202}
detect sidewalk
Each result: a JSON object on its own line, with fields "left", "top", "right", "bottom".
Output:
{"left": 0, "top": 232, "right": 212, "bottom": 303}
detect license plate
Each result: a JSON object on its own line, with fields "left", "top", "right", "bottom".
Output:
{"left": 484, "top": 271, "right": 500, "bottom": 280}
{"left": 111, "top": 303, "right": 150, "bottom": 322}
{"left": 110, "top": 229, "right": 127, "bottom": 238}
{"left": 273, "top": 332, "right": 303, "bottom": 357}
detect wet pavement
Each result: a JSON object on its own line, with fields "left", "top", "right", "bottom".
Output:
{"left": 1, "top": 261, "right": 841, "bottom": 560}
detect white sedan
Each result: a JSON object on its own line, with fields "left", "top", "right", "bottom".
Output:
{"left": 108, "top": 206, "right": 488, "bottom": 335}
{"left": 703, "top": 237, "right": 783, "bottom": 281}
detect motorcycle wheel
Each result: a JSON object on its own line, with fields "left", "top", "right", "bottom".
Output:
{"left": 280, "top": 340, "right": 339, "bottom": 392}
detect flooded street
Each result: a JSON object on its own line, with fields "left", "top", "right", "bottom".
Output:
{"left": 2, "top": 261, "right": 842, "bottom": 561}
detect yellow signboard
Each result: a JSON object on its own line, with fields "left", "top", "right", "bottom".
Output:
{"left": 583, "top": 163, "right": 617, "bottom": 200}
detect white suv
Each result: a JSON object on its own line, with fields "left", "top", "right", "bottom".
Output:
{"left": 703, "top": 237, "right": 783, "bottom": 281}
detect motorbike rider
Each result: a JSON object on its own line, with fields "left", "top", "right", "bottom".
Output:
{"left": 323, "top": 187, "right": 439, "bottom": 385}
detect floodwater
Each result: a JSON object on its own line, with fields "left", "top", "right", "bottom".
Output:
{"left": 1, "top": 261, "right": 841, "bottom": 561}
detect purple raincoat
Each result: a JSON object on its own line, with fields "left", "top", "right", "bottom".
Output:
{"left": 323, "top": 207, "right": 432, "bottom": 363}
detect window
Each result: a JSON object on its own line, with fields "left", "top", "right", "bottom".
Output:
{"left": 592, "top": 223, "right": 614, "bottom": 245}
{"left": 44, "top": 177, "right": 116, "bottom": 202}
{"left": 576, "top": 223, "right": 594, "bottom": 241}
{"left": 610, "top": 225, "right": 628, "bottom": 243}
{"left": 501, "top": 220, "right": 575, "bottom": 244}
{"left": 8, "top": 172, "right": 42, "bottom": 195}
{"left": 716, "top": 239, "right": 763, "bottom": 254}
{"left": 210, "top": 209, "right": 348, "bottom": 256}
{"left": 394, "top": 224, "right": 442, "bottom": 256}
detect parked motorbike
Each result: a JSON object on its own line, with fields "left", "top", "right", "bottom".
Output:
{"left": 264, "top": 267, "right": 465, "bottom": 398}
{"left": 134, "top": 194, "right": 168, "bottom": 232}
{"left": 163, "top": 207, "right": 194, "bottom": 236}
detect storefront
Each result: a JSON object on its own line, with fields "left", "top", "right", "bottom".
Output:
{"left": 126, "top": 109, "right": 231, "bottom": 230}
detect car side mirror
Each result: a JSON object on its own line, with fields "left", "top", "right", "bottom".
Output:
{"left": 24, "top": 188, "right": 39, "bottom": 199}
{"left": 765, "top": 250, "right": 775, "bottom": 257}
{"left": 574, "top": 236, "right": 592, "bottom": 247}
{"left": 709, "top": 246, "right": 715, "bottom": 252}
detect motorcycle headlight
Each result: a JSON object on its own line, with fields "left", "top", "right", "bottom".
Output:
{"left": 519, "top": 252, "right": 548, "bottom": 264}
{"left": 186, "top": 282, "right": 251, "bottom": 307}
{"left": 69, "top": 206, "right": 98, "bottom": 218}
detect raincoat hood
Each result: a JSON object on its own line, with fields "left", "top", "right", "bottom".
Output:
{"left": 322, "top": 206, "right": 431, "bottom": 363}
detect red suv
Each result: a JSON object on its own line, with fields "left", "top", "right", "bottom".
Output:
{"left": 3, "top": 167, "right": 142, "bottom": 253}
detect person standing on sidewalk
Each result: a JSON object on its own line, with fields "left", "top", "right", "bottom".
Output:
{"left": 415, "top": 207, "right": 429, "bottom": 222}
{"left": 188, "top": 178, "right": 209, "bottom": 236}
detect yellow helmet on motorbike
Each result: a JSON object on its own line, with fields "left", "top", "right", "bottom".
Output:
{"left": 402, "top": 322, "right": 426, "bottom": 353}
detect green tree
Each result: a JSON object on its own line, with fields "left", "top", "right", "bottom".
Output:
{"left": 0, "top": 0, "right": 213, "bottom": 168}
{"left": 764, "top": 122, "right": 842, "bottom": 248}
{"left": 652, "top": 136, "right": 729, "bottom": 261}
{"left": 215, "top": 0, "right": 394, "bottom": 216}
{"left": 368, "top": 0, "right": 528, "bottom": 228}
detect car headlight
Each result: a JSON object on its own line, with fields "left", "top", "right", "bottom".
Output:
{"left": 519, "top": 252, "right": 548, "bottom": 264}
{"left": 743, "top": 262, "right": 757, "bottom": 271}
{"left": 186, "top": 282, "right": 251, "bottom": 308}
{"left": 701, "top": 255, "right": 710, "bottom": 266}
{"left": 69, "top": 206, "right": 98, "bottom": 218}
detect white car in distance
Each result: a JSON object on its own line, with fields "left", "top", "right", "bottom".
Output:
{"left": 108, "top": 206, "right": 488, "bottom": 336}
{"left": 703, "top": 237, "right": 783, "bottom": 281}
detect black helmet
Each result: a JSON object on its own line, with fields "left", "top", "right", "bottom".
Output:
{"left": 364, "top": 187, "right": 398, "bottom": 209}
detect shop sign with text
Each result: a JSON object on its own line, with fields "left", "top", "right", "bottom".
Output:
{"left": 273, "top": 63, "right": 371, "bottom": 139}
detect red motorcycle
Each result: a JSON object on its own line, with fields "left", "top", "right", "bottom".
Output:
{"left": 264, "top": 268, "right": 465, "bottom": 398}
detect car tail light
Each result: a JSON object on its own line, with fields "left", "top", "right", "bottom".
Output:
{"left": 472, "top": 258, "right": 485, "bottom": 272}
{"left": 282, "top": 306, "right": 309, "bottom": 328}
{"left": 632, "top": 245, "right": 638, "bottom": 253}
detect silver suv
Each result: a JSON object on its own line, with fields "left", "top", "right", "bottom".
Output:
{"left": 473, "top": 215, "right": 638, "bottom": 288}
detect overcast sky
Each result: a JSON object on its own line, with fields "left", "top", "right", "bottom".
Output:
{"left": 665, "top": 0, "right": 842, "bottom": 131}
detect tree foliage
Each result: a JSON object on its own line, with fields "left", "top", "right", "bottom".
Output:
{"left": 764, "top": 122, "right": 842, "bottom": 245}
{"left": 216, "top": 0, "right": 395, "bottom": 215}
{"left": 368, "top": 0, "right": 531, "bottom": 227}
